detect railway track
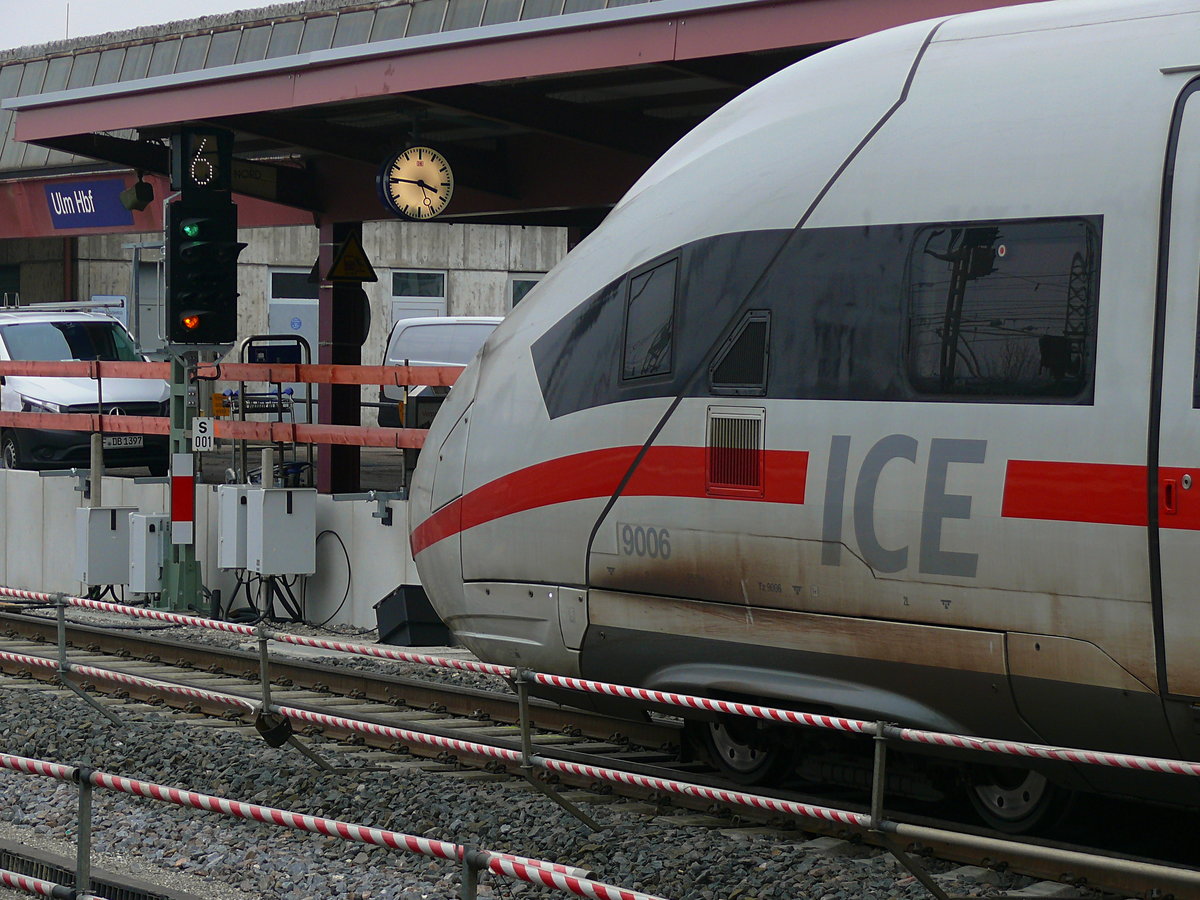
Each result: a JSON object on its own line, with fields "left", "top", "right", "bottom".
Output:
{"left": 0, "top": 606, "right": 1196, "bottom": 899}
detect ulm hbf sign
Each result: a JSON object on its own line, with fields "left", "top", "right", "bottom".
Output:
{"left": 44, "top": 179, "right": 133, "bottom": 229}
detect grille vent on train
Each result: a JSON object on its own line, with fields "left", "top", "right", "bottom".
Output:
{"left": 707, "top": 409, "right": 764, "bottom": 496}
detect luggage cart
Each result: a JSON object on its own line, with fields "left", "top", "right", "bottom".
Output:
{"left": 228, "top": 335, "right": 314, "bottom": 486}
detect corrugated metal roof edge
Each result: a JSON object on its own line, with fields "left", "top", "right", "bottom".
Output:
{"left": 4, "top": 0, "right": 763, "bottom": 113}
{"left": 0, "top": 0, "right": 403, "bottom": 64}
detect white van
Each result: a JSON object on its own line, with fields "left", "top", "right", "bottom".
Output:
{"left": 378, "top": 316, "right": 501, "bottom": 474}
{"left": 378, "top": 316, "right": 502, "bottom": 429}
{"left": 0, "top": 310, "right": 170, "bottom": 474}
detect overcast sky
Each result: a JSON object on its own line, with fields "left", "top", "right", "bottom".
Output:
{"left": 2, "top": 1, "right": 276, "bottom": 52}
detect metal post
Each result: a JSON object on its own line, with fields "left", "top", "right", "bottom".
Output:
{"left": 513, "top": 669, "right": 600, "bottom": 830}
{"left": 870, "top": 720, "right": 887, "bottom": 830}
{"left": 57, "top": 597, "right": 123, "bottom": 727}
{"left": 261, "top": 446, "right": 275, "bottom": 487}
{"left": 87, "top": 434, "right": 103, "bottom": 508}
{"left": 460, "top": 847, "right": 485, "bottom": 900}
{"left": 872, "top": 722, "right": 956, "bottom": 900}
{"left": 257, "top": 622, "right": 272, "bottom": 709}
{"left": 56, "top": 598, "right": 68, "bottom": 673}
{"left": 159, "top": 352, "right": 202, "bottom": 611}
{"left": 516, "top": 672, "right": 534, "bottom": 773}
{"left": 75, "top": 773, "right": 92, "bottom": 895}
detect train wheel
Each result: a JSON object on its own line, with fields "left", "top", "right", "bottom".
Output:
{"left": 966, "top": 766, "right": 1071, "bottom": 833}
{"left": 694, "top": 717, "right": 795, "bottom": 785}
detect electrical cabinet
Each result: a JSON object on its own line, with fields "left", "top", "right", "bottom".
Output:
{"left": 129, "top": 514, "right": 169, "bottom": 593}
{"left": 75, "top": 507, "right": 137, "bottom": 586}
{"left": 246, "top": 487, "right": 316, "bottom": 576}
{"left": 217, "top": 484, "right": 249, "bottom": 570}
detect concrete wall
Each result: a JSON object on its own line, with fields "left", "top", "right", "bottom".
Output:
{"left": 0, "top": 468, "right": 417, "bottom": 630}
{"left": 3, "top": 217, "right": 567, "bottom": 339}
{"left": 0, "top": 237, "right": 65, "bottom": 301}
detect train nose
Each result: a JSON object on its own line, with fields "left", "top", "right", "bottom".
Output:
{"left": 407, "top": 363, "right": 480, "bottom": 633}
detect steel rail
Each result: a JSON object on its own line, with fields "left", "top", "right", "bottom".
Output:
{"left": 9, "top": 589, "right": 1200, "bottom": 782}
{"left": 0, "top": 608, "right": 675, "bottom": 746}
{"left": 5, "top": 636, "right": 1200, "bottom": 898}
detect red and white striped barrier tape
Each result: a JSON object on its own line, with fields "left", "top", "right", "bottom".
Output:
{"left": 895, "top": 728, "right": 1200, "bottom": 777}
{"left": 482, "top": 856, "right": 657, "bottom": 900}
{"left": 0, "top": 588, "right": 513, "bottom": 677}
{"left": 69, "top": 595, "right": 258, "bottom": 637}
{"left": 71, "top": 665, "right": 258, "bottom": 712}
{"left": 0, "top": 650, "right": 257, "bottom": 713}
{"left": 0, "top": 587, "right": 57, "bottom": 603}
{"left": 538, "top": 757, "right": 870, "bottom": 828}
{"left": 274, "top": 704, "right": 523, "bottom": 764}
{"left": 1, "top": 749, "right": 657, "bottom": 899}
{"left": 270, "top": 631, "right": 515, "bottom": 677}
{"left": 0, "top": 753, "right": 75, "bottom": 781}
{"left": 494, "top": 854, "right": 594, "bottom": 881}
{"left": 0, "top": 866, "right": 85, "bottom": 899}
{"left": 0, "top": 651, "right": 58, "bottom": 673}
{"left": 7, "top": 584, "right": 1200, "bottom": 781}
{"left": 531, "top": 672, "right": 874, "bottom": 734}
{"left": 81, "top": 770, "right": 667, "bottom": 900}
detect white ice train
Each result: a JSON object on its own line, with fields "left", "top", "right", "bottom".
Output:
{"left": 410, "top": 0, "right": 1200, "bottom": 829}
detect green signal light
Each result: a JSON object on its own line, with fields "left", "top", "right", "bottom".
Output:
{"left": 181, "top": 221, "right": 202, "bottom": 238}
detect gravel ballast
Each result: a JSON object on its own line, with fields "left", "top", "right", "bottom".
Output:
{"left": 0, "top": 606, "right": 1096, "bottom": 898}
{"left": 0, "top": 674, "right": 1065, "bottom": 900}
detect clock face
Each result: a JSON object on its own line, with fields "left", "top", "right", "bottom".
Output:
{"left": 379, "top": 147, "right": 454, "bottom": 220}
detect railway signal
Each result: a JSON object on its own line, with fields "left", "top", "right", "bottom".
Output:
{"left": 165, "top": 197, "right": 245, "bottom": 344}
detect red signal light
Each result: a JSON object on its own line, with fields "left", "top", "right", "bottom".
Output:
{"left": 182, "top": 314, "right": 201, "bottom": 330}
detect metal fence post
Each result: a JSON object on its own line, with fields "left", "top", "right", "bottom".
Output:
{"left": 257, "top": 621, "right": 272, "bottom": 710}
{"left": 515, "top": 670, "right": 533, "bottom": 774}
{"left": 460, "top": 846, "right": 485, "bottom": 900}
{"left": 871, "top": 722, "right": 954, "bottom": 900}
{"left": 56, "top": 596, "right": 123, "bottom": 728}
{"left": 870, "top": 720, "right": 888, "bottom": 831}
{"left": 513, "top": 668, "right": 600, "bottom": 830}
{"left": 75, "top": 769, "right": 93, "bottom": 895}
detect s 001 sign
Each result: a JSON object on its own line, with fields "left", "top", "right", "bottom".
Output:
{"left": 192, "top": 417, "right": 215, "bottom": 452}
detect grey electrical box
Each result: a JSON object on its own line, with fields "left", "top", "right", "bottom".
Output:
{"left": 217, "top": 484, "right": 250, "bottom": 570}
{"left": 246, "top": 487, "right": 316, "bottom": 576}
{"left": 75, "top": 506, "right": 137, "bottom": 586}
{"left": 129, "top": 513, "right": 169, "bottom": 593}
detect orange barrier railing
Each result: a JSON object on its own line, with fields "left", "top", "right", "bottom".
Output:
{"left": 0, "top": 360, "right": 460, "bottom": 387}
{"left": 0, "top": 360, "right": 464, "bottom": 449}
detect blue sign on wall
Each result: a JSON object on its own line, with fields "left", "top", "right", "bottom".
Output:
{"left": 44, "top": 180, "right": 134, "bottom": 229}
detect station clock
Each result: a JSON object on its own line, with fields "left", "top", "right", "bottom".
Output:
{"left": 378, "top": 147, "right": 455, "bottom": 221}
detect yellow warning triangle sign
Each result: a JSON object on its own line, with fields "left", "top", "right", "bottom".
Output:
{"left": 325, "top": 233, "right": 378, "bottom": 283}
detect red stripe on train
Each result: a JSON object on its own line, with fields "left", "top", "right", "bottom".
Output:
{"left": 410, "top": 445, "right": 809, "bottom": 555}
{"left": 1001, "top": 460, "right": 1147, "bottom": 526}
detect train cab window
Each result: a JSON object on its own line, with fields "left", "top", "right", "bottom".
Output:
{"left": 622, "top": 257, "right": 678, "bottom": 380}
{"left": 710, "top": 311, "right": 770, "bottom": 395}
{"left": 907, "top": 218, "right": 1099, "bottom": 399}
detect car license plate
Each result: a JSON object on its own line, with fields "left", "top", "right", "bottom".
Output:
{"left": 102, "top": 434, "right": 143, "bottom": 450}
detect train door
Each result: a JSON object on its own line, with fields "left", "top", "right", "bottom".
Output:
{"left": 1155, "top": 79, "right": 1200, "bottom": 701}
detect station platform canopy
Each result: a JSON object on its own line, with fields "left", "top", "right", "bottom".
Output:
{"left": 2, "top": 0, "right": 1035, "bottom": 233}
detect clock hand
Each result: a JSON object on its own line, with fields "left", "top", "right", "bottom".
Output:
{"left": 391, "top": 177, "right": 438, "bottom": 193}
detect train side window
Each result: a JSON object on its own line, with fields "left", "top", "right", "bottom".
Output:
{"left": 622, "top": 257, "right": 678, "bottom": 380}
{"left": 710, "top": 310, "right": 770, "bottom": 395}
{"left": 906, "top": 218, "right": 1099, "bottom": 399}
